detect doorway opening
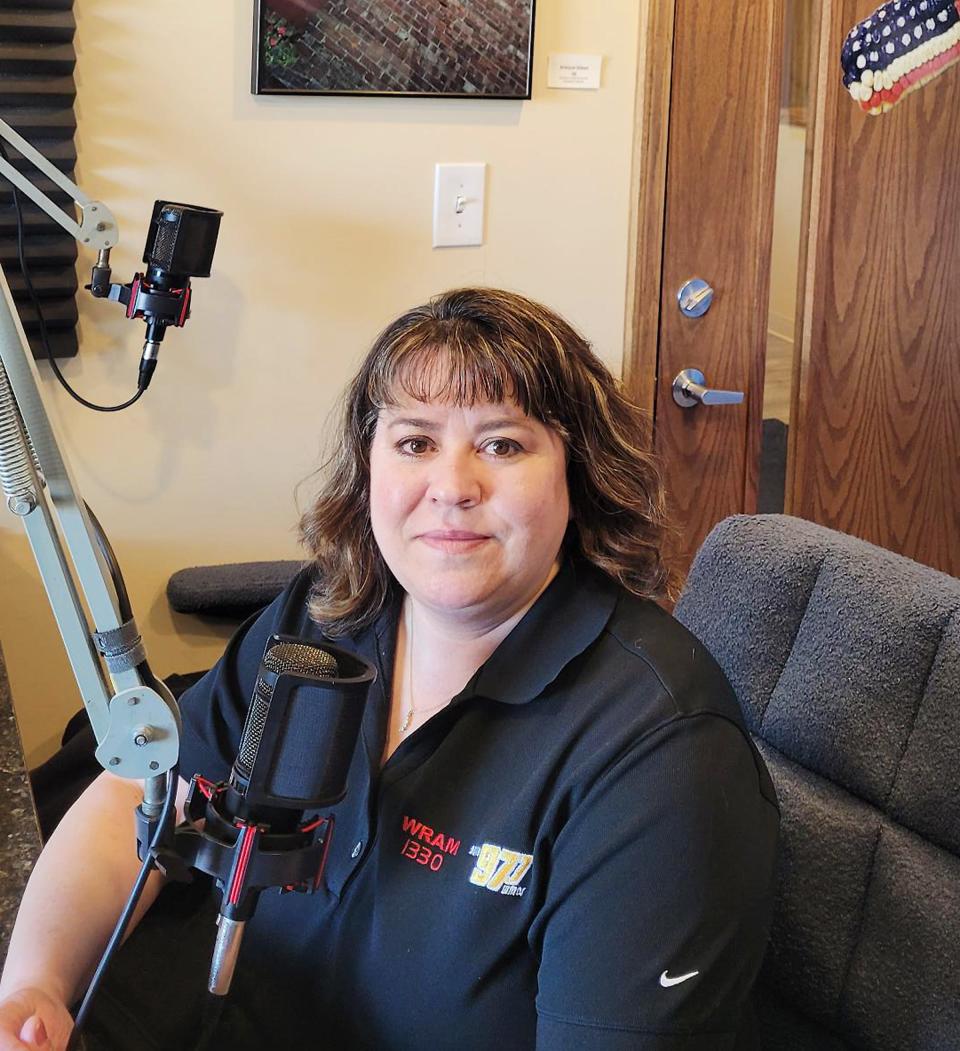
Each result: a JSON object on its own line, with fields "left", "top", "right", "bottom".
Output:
{"left": 759, "top": 0, "right": 813, "bottom": 514}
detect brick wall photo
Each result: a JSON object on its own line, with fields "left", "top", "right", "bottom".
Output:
{"left": 256, "top": 0, "right": 535, "bottom": 97}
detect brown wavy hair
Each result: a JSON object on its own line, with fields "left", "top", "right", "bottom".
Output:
{"left": 299, "top": 287, "right": 671, "bottom": 635}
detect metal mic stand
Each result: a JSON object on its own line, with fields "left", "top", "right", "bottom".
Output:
{"left": 0, "top": 115, "right": 231, "bottom": 1047}
{"left": 0, "top": 115, "right": 181, "bottom": 801}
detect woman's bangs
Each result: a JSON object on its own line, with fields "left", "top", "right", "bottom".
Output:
{"left": 370, "top": 331, "right": 538, "bottom": 414}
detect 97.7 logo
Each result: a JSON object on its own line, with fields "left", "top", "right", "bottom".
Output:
{"left": 468, "top": 843, "right": 533, "bottom": 897}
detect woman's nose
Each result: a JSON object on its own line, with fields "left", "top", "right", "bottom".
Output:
{"left": 427, "top": 451, "right": 482, "bottom": 507}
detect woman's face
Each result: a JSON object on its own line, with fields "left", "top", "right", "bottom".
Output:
{"left": 369, "top": 392, "right": 570, "bottom": 629}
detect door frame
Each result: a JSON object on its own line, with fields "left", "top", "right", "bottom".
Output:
{"left": 623, "top": 0, "right": 675, "bottom": 423}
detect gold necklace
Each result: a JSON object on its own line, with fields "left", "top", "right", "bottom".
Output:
{"left": 399, "top": 607, "right": 449, "bottom": 734}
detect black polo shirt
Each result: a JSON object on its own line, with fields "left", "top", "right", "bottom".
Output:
{"left": 175, "top": 555, "right": 779, "bottom": 1050}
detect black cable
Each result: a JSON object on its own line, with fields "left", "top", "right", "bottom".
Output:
{"left": 83, "top": 498, "right": 169, "bottom": 699}
{"left": 0, "top": 139, "right": 144, "bottom": 412}
{"left": 194, "top": 994, "right": 226, "bottom": 1051}
{"left": 68, "top": 764, "right": 180, "bottom": 1048}
{"left": 83, "top": 501, "right": 134, "bottom": 621}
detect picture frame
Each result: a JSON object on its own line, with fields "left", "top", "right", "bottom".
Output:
{"left": 252, "top": 0, "right": 536, "bottom": 99}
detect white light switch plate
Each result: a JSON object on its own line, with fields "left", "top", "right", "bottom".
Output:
{"left": 433, "top": 163, "right": 486, "bottom": 248}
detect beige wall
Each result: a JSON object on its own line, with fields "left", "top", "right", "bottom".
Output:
{"left": 0, "top": 1, "right": 644, "bottom": 764}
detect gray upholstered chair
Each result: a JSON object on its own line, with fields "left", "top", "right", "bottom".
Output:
{"left": 675, "top": 514, "right": 960, "bottom": 1051}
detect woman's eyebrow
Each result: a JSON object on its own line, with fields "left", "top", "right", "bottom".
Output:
{"left": 475, "top": 417, "right": 534, "bottom": 432}
{"left": 382, "top": 415, "right": 533, "bottom": 431}
{"left": 382, "top": 415, "right": 446, "bottom": 431}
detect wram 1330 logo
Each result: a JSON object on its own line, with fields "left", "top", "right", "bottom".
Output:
{"left": 468, "top": 842, "right": 533, "bottom": 897}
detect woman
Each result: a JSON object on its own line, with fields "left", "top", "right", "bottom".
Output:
{"left": 0, "top": 288, "right": 778, "bottom": 1050}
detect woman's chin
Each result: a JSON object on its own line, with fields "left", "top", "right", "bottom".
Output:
{"left": 414, "top": 586, "right": 496, "bottom": 619}
{"left": 404, "top": 573, "right": 507, "bottom": 622}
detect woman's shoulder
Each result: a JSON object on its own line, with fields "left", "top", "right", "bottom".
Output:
{"left": 544, "top": 553, "right": 742, "bottom": 726}
{"left": 580, "top": 589, "right": 778, "bottom": 813}
{"left": 600, "top": 586, "right": 744, "bottom": 727}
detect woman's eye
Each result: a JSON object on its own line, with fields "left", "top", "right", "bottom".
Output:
{"left": 482, "top": 438, "right": 521, "bottom": 458}
{"left": 397, "top": 437, "right": 433, "bottom": 456}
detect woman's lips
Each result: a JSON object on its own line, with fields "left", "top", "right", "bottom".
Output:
{"left": 418, "top": 530, "right": 490, "bottom": 552}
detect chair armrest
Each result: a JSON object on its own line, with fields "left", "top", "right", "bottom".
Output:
{"left": 166, "top": 560, "right": 303, "bottom": 619}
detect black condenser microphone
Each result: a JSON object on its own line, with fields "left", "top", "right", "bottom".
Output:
{"left": 89, "top": 200, "right": 223, "bottom": 391}
{"left": 162, "top": 634, "right": 376, "bottom": 998}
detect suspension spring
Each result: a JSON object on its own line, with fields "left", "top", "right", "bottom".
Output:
{"left": 0, "top": 356, "right": 39, "bottom": 513}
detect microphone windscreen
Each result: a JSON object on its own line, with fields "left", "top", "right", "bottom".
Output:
{"left": 143, "top": 201, "right": 223, "bottom": 279}
{"left": 232, "top": 636, "right": 374, "bottom": 810}
{"left": 235, "top": 641, "right": 338, "bottom": 778}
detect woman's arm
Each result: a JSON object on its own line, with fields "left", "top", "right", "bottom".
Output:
{"left": 0, "top": 569, "right": 315, "bottom": 1049}
{"left": 532, "top": 715, "right": 779, "bottom": 1050}
{"left": 0, "top": 771, "right": 189, "bottom": 1050}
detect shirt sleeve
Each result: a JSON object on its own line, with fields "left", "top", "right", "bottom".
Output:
{"left": 175, "top": 567, "right": 317, "bottom": 784}
{"left": 533, "top": 713, "right": 779, "bottom": 1050}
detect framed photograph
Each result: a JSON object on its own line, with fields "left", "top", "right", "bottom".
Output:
{"left": 252, "top": 0, "right": 536, "bottom": 99}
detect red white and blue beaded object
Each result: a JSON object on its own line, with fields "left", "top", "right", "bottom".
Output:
{"left": 841, "top": 0, "right": 960, "bottom": 113}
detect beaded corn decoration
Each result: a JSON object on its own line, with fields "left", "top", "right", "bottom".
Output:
{"left": 842, "top": 0, "right": 960, "bottom": 113}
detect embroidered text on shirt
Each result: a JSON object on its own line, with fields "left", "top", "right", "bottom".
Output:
{"left": 399, "top": 814, "right": 462, "bottom": 874}
{"left": 468, "top": 842, "right": 533, "bottom": 896}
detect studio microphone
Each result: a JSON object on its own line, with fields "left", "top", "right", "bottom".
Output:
{"left": 142, "top": 634, "right": 376, "bottom": 998}
{"left": 88, "top": 200, "right": 224, "bottom": 390}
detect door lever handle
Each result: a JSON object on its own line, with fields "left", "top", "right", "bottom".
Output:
{"left": 672, "top": 368, "right": 744, "bottom": 408}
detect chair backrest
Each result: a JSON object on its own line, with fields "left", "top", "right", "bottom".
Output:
{"left": 674, "top": 514, "right": 960, "bottom": 1051}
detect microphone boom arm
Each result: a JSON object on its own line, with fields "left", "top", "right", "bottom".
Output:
{"left": 0, "top": 116, "right": 118, "bottom": 250}
{"left": 0, "top": 117, "right": 180, "bottom": 790}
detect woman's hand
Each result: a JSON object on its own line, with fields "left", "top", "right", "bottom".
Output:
{"left": 0, "top": 773, "right": 185, "bottom": 1051}
{"left": 0, "top": 987, "right": 74, "bottom": 1050}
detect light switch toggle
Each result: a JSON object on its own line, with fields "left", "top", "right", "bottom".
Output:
{"left": 433, "top": 163, "right": 486, "bottom": 247}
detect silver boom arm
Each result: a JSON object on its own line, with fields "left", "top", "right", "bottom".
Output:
{"left": 0, "top": 116, "right": 179, "bottom": 790}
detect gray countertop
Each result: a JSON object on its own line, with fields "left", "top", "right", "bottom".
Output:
{"left": 0, "top": 644, "right": 42, "bottom": 962}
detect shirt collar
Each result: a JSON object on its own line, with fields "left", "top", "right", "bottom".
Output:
{"left": 463, "top": 555, "right": 620, "bottom": 705}
{"left": 359, "top": 554, "right": 620, "bottom": 708}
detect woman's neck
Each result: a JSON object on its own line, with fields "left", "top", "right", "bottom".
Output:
{"left": 381, "top": 562, "right": 559, "bottom": 763}
{"left": 404, "top": 560, "right": 560, "bottom": 685}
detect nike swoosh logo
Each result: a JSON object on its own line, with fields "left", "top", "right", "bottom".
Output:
{"left": 659, "top": 969, "right": 700, "bottom": 988}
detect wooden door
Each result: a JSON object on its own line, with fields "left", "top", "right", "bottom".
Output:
{"left": 789, "top": 1, "right": 960, "bottom": 576}
{"left": 627, "top": 0, "right": 958, "bottom": 581}
{"left": 626, "top": 0, "right": 786, "bottom": 576}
